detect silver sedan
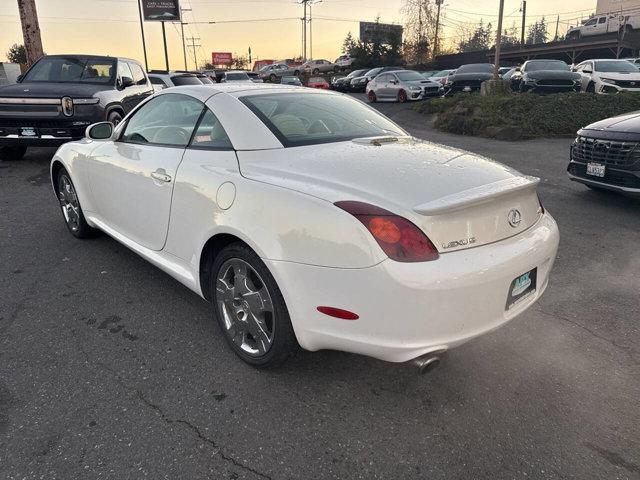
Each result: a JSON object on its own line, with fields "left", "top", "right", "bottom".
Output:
{"left": 366, "top": 70, "right": 443, "bottom": 102}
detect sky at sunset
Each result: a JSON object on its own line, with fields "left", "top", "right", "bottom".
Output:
{"left": 1, "top": 0, "right": 596, "bottom": 70}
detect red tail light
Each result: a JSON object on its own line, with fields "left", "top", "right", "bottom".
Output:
{"left": 335, "top": 201, "right": 439, "bottom": 262}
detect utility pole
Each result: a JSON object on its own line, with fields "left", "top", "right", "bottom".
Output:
{"left": 554, "top": 14, "right": 560, "bottom": 41}
{"left": 433, "top": 0, "right": 443, "bottom": 58}
{"left": 161, "top": 21, "right": 170, "bottom": 71}
{"left": 180, "top": 7, "right": 192, "bottom": 71}
{"left": 16, "top": 0, "right": 44, "bottom": 67}
{"left": 520, "top": 0, "right": 527, "bottom": 45}
{"left": 494, "top": 0, "right": 505, "bottom": 79}
{"left": 186, "top": 37, "right": 201, "bottom": 70}
{"left": 309, "top": 2, "right": 313, "bottom": 60}
{"left": 136, "top": 0, "right": 148, "bottom": 71}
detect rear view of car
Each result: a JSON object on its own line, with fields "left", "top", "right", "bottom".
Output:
{"left": 307, "top": 77, "right": 330, "bottom": 89}
{"left": 567, "top": 113, "right": 640, "bottom": 195}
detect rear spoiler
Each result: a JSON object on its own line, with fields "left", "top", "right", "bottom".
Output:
{"left": 413, "top": 176, "right": 540, "bottom": 216}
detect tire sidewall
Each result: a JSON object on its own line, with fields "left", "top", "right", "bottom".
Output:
{"left": 210, "top": 243, "right": 297, "bottom": 368}
{"left": 56, "top": 169, "right": 93, "bottom": 238}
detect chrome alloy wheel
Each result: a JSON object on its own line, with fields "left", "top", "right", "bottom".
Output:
{"left": 58, "top": 174, "right": 81, "bottom": 232}
{"left": 216, "top": 258, "right": 275, "bottom": 356}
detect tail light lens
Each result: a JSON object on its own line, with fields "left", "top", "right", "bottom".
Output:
{"left": 335, "top": 201, "right": 439, "bottom": 262}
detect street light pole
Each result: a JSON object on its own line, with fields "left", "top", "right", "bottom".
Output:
{"left": 520, "top": 0, "right": 527, "bottom": 45}
{"left": 161, "top": 21, "right": 169, "bottom": 71}
{"left": 180, "top": 8, "right": 192, "bottom": 71}
{"left": 136, "top": 0, "right": 148, "bottom": 71}
{"left": 433, "top": 0, "right": 443, "bottom": 58}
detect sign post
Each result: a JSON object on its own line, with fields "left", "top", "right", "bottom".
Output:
{"left": 141, "top": 1, "right": 182, "bottom": 71}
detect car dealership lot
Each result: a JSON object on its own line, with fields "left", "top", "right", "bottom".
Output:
{"left": 1, "top": 99, "right": 639, "bottom": 479}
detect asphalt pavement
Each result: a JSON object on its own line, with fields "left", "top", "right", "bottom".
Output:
{"left": 1, "top": 98, "right": 639, "bottom": 480}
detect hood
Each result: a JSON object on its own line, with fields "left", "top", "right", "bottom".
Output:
{"left": 0, "top": 82, "right": 111, "bottom": 98}
{"left": 580, "top": 111, "right": 640, "bottom": 136}
{"left": 524, "top": 70, "right": 580, "bottom": 81}
{"left": 594, "top": 71, "right": 640, "bottom": 80}
{"left": 450, "top": 72, "right": 493, "bottom": 82}
{"left": 237, "top": 138, "right": 541, "bottom": 252}
{"left": 404, "top": 79, "right": 439, "bottom": 87}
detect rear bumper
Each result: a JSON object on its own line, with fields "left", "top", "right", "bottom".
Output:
{"left": 267, "top": 213, "right": 559, "bottom": 363}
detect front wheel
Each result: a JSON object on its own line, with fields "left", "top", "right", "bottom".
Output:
{"left": 211, "top": 243, "right": 299, "bottom": 368}
{"left": 312, "top": 68, "right": 320, "bottom": 75}
{"left": 0, "top": 146, "right": 27, "bottom": 161}
{"left": 367, "top": 90, "right": 377, "bottom": 103}
{"left": 398, "top": 89, "right": 408, "bottom": 103}
{"left": 269, "top": 73, "right": 277, "bottom": 83}
{"left": 56, "top": 169, "right": 96, "bottom": 238}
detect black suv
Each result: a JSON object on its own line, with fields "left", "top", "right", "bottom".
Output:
{"left": 567, "top": 113, "right": 640, "bottom": 196}
{"left": 0, "top": 54, "right": 153, "bottom": 160}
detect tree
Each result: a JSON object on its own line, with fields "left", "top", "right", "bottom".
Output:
{"left": 500, "top": 22, "right": 520, "bottom": 48}
{"left": 230, "top": 56, "right": 248, "bottom": 70}
{"left": 526, "top": 18, "right": 548, "bottom": 44}
{"left": 458, "top": 20, "right": 493, "bottom": 52}
{"left": 402, "top": 0, "right": 437, "bottom": 64}
{"left": 342, "top": 32, "right": 356, "bottom": 55}
{"left": 6, "top": 44, "right": 27, "bottom": 64}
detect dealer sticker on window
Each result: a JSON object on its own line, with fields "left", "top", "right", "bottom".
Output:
{"left": 506, "top": 268, "right": 537, "bottom": 310}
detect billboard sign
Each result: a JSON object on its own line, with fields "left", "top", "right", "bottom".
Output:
{"left": 359, "top": 21, "right": 403, "bottom": 44}
{"left": 142, "top": 0, "right": 181, "bottom": 21}
{"left": 212, "top": 52, "right": 233, "bottom": 65}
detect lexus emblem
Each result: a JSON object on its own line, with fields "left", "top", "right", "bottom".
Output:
{"left": 631, "top": 82, "right": 636, "bottom": 86}
{"left": 508, "top": 209, "right": 522, "bottom": 228}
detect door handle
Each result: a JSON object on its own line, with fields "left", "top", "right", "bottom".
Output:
{"left": 151, "top": 169, "right": 171, "bottom": 183}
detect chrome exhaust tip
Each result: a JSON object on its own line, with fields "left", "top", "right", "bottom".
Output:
{"left": 411, "top": 349, "right": 447, "bottom": 374}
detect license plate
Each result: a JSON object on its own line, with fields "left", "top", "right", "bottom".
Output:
{"left": 586, "top": 162, "right": 605, "bottom": 177}
{"left": 506, "top": 268, "right": 537, "bottom": 310}
{"left": 463, "top": 86, "right": 472, "bottom": 92}
{"left": 20, "top": 126, "right": 37, "bottom": 137}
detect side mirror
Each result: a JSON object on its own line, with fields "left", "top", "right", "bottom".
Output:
{"left": 515, "top": 67, "right": 521, "bottom": 72}
{"left": 390, "top": 79, "right": 398, "bottom": 84}
{"left": 120, "top": 76, "right": 134, "bottom": 88}
{"left": 583, "top": 68, "right": 592, "bottom": 74}
{"left": 86, "top": 121, "right": 113, "bottom": 140}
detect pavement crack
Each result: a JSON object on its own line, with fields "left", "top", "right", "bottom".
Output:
{"left": 536, "top": 307, "right": 639, "bottom": 364}
{"left": 136, "top": 390, "right": 272, "bottom": 480}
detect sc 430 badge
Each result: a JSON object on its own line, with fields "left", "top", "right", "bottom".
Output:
{"left": 442, "top": 237, "right": 476, "bottom": 250}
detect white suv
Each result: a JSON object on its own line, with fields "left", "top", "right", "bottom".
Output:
{"left": 574, "top": 59, "right": 640, "bottom": 94}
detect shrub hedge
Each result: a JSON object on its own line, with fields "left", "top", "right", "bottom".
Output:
{"left": 412, "top": 92, "right": 640, "bottom": 139}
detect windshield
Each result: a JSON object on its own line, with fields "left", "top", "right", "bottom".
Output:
{"left": 23, "top": 56, "right": 116, "bottom": 84}
{"left": 431, "top": 70, "right": 451, "bottom": 77}
{"left": 525, "top": 61, "right": 569, "bottom": 72}
{"left": 170, "top": 75, "right": 203, "bottom": 86}
{"left": 594, "top": 61, "right": 639, "bottom": 73}
{"left": 395, "top": 71, "right": 425, "bottom": 81}
{"left": 347, "top": 69, "right": 368, "bottom": 78}
{"left": 240, "top": 92, "right": 405, "bottom": 147}
{"left": 227, "top": 72, "right": 250, "bottom": 81}
{"left": 457, "top": 64, "right": 493, "bottom": 73}
{"left": 198, "top": 76, "right": 214, "bottom": 84}
{"left": 364, "top": 67, "right": 383, "bottom": 77}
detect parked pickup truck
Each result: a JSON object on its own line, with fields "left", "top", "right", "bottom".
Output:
{"left": 0, "top": 54, "right": 152, "bottom": 161}
{"left": 566, "top": 14, "right": 640, "bottom": 40}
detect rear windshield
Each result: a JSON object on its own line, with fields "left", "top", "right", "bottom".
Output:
{"left": 456, "top": 64, "right": 493, "bottom": 73}
{"left": 23, "top": 56, "right": 116, "bottom": 84}
{"left": 525, "top": 61, "right": 569, "bottom": 71}
{"left": 226, "top": 72, "right": 250, "bottom": 80}
{"left": 170, "top": 75, "right": 203, "bottom": 86}
{"left": 594, "top": 61, "right": 639, "bottom": 72}
{"left": 240, "top": 92, "right": 405, "bottom": 147}
{"left": 198, "top": 76, "right": 214, "bottom": 84}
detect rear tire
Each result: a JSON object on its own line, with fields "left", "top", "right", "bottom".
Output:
{"left": 312, "top": 68, "right": 320, "bottom": 75}
{"left": 269, "top": 73, "right": 277, "bottom": 83}
{"left": 586, "top": 82, "right": 596, "bottom": 93}
{"left": 0, "top": 146, "right": 27, "bottom": 161}
{"left": 210, "top": 243, "right": 299, "bottom": 369}
{"left": 56, "top": 168, "right": 97, "bottom": 239}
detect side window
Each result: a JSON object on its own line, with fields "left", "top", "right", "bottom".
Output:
{"left": 117, "top": 61, "right": 133, "bottom": 80}
{"left": 599, "top": 17, "right": 606, "bottom": 24}
{"left": 149, "top": 76, "right": 167, "bottom": 87}
{"left": 190, "top": 109, "right": 233, "bottom": 150}
{"left": 377, "top": 74, "right": 391, "bottom": 83}
{"left": 128, "top": 62, "right": 147, "bottom": 85}
{"left": 121, "top": 93, "right": 204, "bottom": 147}
{"left": 585, "top": 18, "right": 597, "bottom": 26}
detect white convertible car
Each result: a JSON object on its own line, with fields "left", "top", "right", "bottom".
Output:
{"left": 51, "top": 84, "right": 559, "bottom": 372}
